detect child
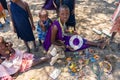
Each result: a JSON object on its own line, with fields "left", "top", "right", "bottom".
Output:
{"left": 8, "top": 0, "right": 38, "bottom": 52}
{"left": 37, "top": 9, "right": 52, "bottom": 45}
{"left": 53, "top": 0, "right": 76, "bottom": 30}
{"left": 0, "top": 36, "right": 47, "bottom": 80}
{"left": 110, "top": 1, "right": 120, "bottom": 41}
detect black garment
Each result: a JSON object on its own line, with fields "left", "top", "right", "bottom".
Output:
{"left": 0, "top": 0, "right": 8, "bottom": 10}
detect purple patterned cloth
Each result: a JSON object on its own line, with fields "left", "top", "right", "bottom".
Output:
{"left": 63, "top": 36, "right": 89, "bottom": 52}
{"left": 43, "top": 20, "right": 89, "bottom": 51}
{"left": 42, "top": 0, "right": 56, "bottom": 10}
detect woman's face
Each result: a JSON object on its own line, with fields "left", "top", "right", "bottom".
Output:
{"left": 59, "top": 8, "right": 70, "bottom": 23}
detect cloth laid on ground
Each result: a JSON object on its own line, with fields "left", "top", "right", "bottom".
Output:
{"left": 10, "top": 1, "right": 35, "bottom": 41}
{"left": 0, "top": 50, "right": 34, "bottom": 80}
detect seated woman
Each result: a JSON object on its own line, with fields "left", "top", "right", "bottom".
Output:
{"left": 0, "top": 36, "right": 47, "bottom": 80}
{"left": 42, "top": 5, "right": 107, "bottom": 65}
{"left": 43, "top": 5, "right": 106, "bottom": 51}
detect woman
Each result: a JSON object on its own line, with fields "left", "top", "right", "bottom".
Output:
{"left": 42, "top": 5, "right": 107, "bottom": 65}
{"left": 8, "top": 0, "right": 38, "bottom": 52}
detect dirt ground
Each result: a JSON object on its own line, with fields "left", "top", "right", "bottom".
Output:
{"left": 0, "top": 0, "right": 120, "bottom": 80}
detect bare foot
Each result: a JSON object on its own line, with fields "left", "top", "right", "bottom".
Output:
{"left": 98, "top": 39, "right": 109, "bottom": 49}
{"left": 99, "top": 43, "right": 106, "bottom": 49}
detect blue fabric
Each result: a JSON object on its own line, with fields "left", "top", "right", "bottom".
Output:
{"left": 37, "top": 18, "right": 52, "bottom": 40}
{"left": 0, "top": 23, "right": 3, "bottom": 28}
{"left": 10, "top": 1, "right": 35, "bottom": 42}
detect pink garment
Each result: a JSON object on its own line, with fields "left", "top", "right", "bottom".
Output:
{"left": 110, "top": 16, "right": 120, "bottom": 33}
{"left": 0, "top": 50, "right": 34, "bottom": 80}
{"left": 20, "top": 53, "right": 34, "bottom": 72}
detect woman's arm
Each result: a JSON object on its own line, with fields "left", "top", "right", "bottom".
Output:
{"left": 51, "top": 25, "right": 58, "bottom": 44}
{"left": 25, "top": 2, "right": 35, "bottom": 30}
{"left": 51, "top": 25, "right": 65, "bottom": 46}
